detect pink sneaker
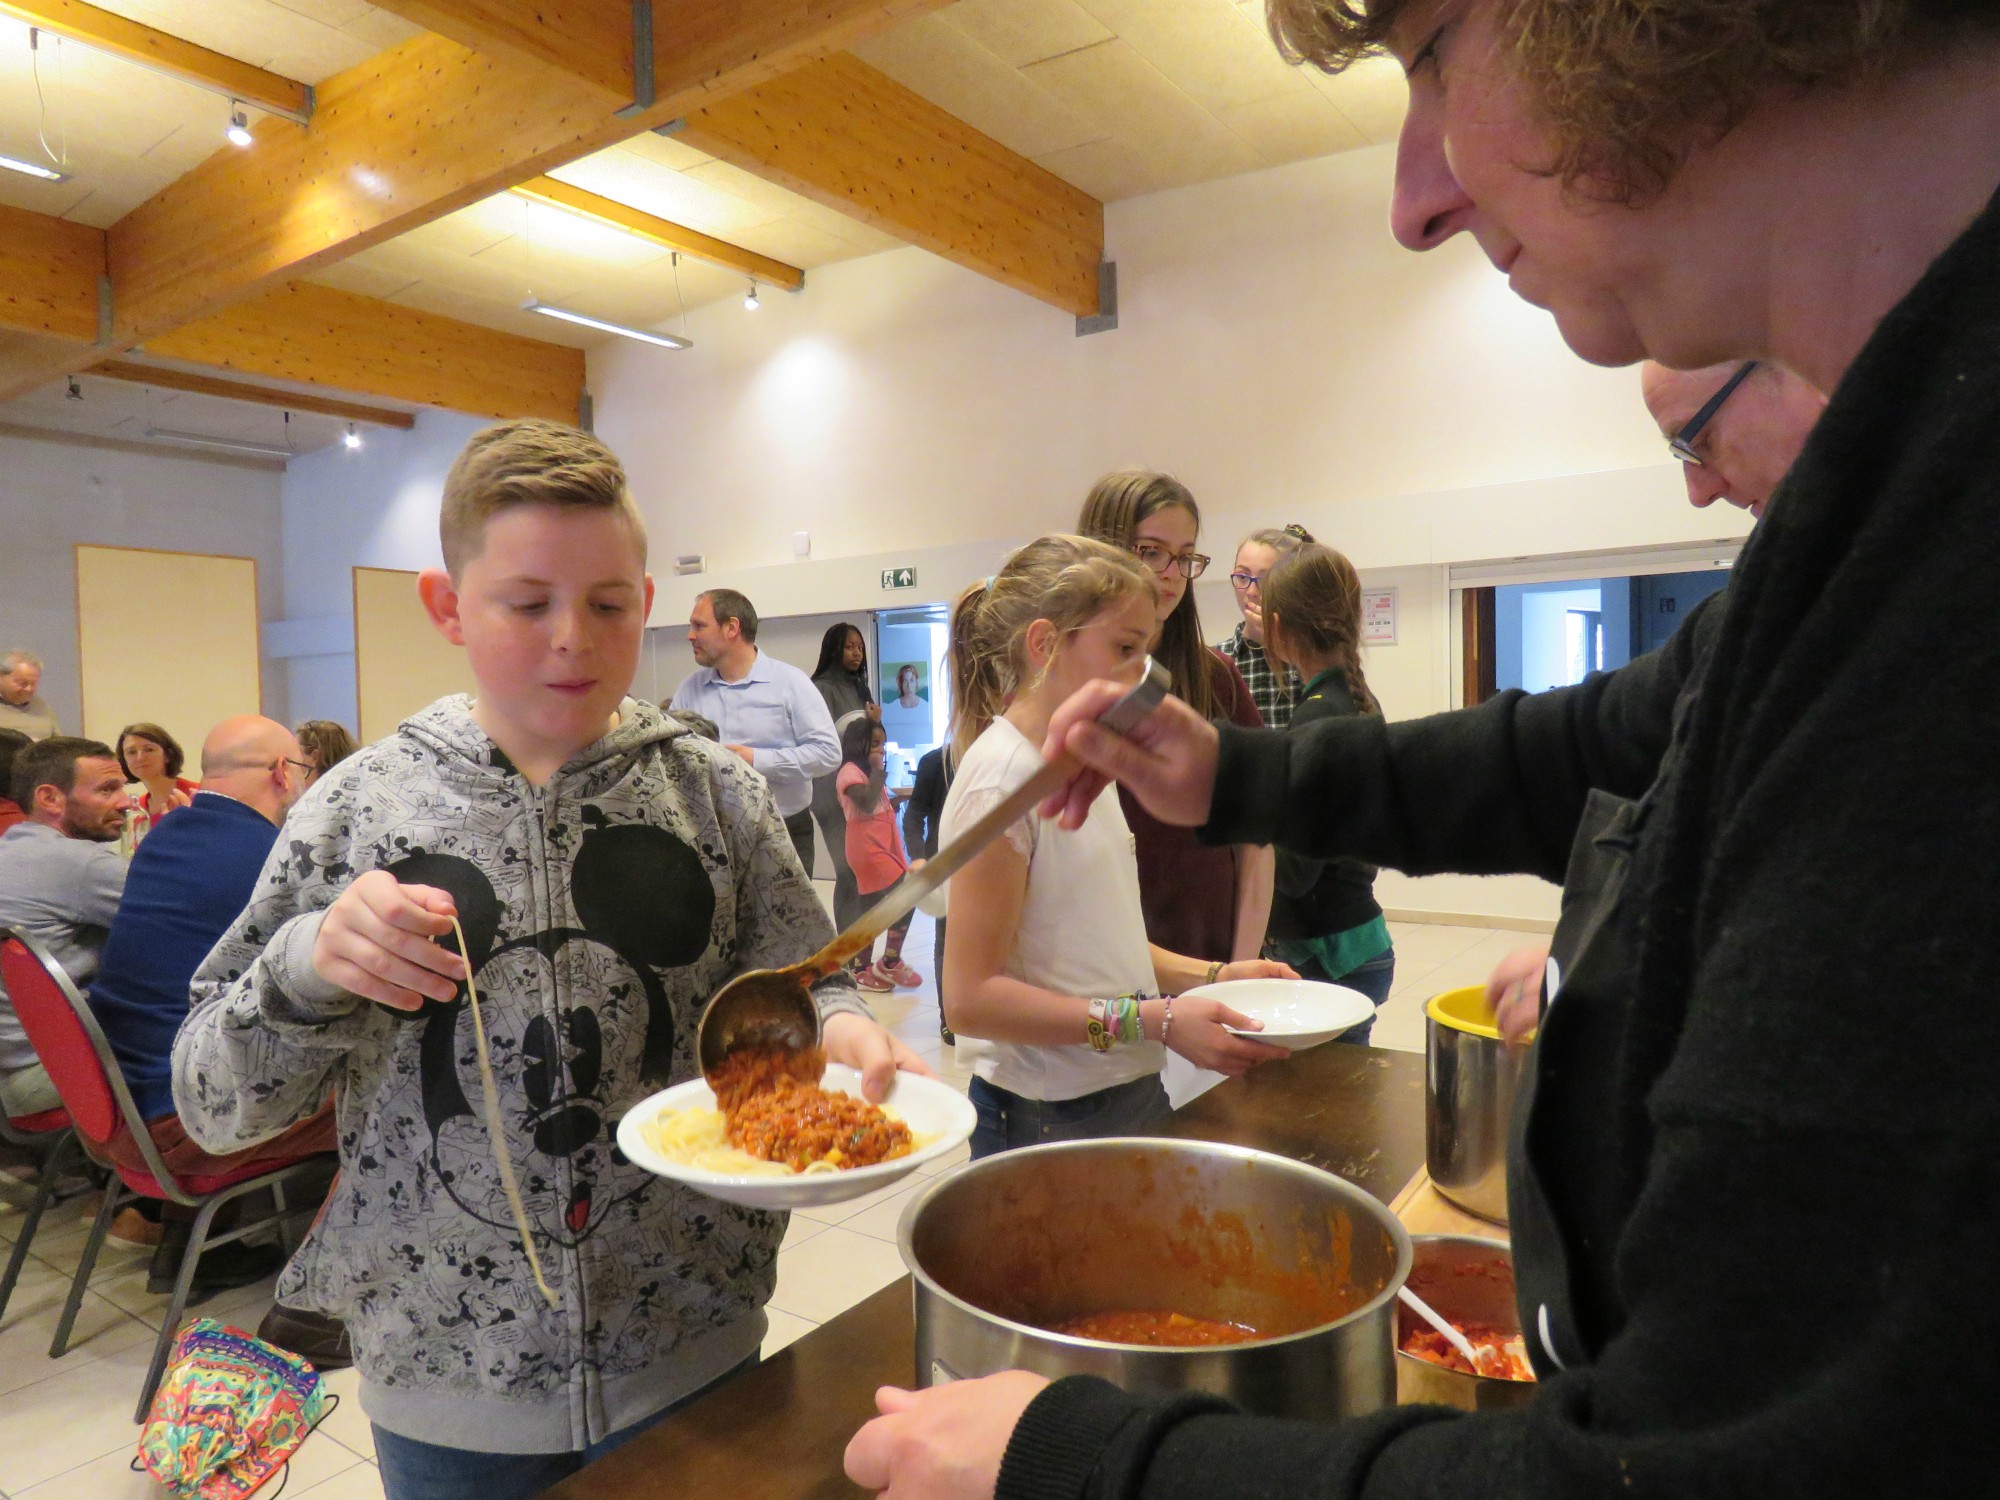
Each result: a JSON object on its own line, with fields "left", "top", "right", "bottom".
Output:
{"left": 854, "top": 964, "right": 894, "bottom": 993}
{"left": 883, "top": 959, "right": 924, "bottom": 989}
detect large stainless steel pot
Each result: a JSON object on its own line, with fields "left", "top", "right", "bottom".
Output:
{"left": 1426, "top": 985, "right": 1525, "bottom": 1223}
{"left": 899, "top": 1137, "right": 1411, "bottom": 1421}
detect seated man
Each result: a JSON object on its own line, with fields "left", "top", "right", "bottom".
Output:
{"left": 90, "top": 716, "right": 345, "bottom": 1352}
{"left": 0, "top": 737, "right": 131, "bottom": 1120}
{"left": 0, "top": 728, "right": 28, "bottom": 834}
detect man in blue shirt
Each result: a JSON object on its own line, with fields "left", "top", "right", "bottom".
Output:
{"left": 90, "top": 715, "right": 345, "bottom": 1357}
{"left": 670, "top": 589, "right": 840, "bottom": 874}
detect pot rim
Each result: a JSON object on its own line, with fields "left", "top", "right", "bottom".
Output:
{"left": 897, "top": 1136, "right": 1413, "bottom": 1353}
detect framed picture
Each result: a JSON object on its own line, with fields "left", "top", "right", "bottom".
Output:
{"left": 884, "top": 661, "right": 929, "bottom": 710}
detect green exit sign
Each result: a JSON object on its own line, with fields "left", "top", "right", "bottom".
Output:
{"left": 880, "top": 567, "right": 917, "bottom": 590}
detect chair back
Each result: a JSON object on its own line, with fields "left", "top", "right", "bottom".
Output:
{"left": 0, "top": 930, "right": 163, "bottom": 1168}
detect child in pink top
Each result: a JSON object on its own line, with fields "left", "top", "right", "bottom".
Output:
{"left": 837, "top": 718, "right": 923, "bottom": 992}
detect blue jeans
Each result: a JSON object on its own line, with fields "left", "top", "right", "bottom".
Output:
{"left": 372, "top": 1355, "right": 757, "bottom": 1500}
{"left": 968, "top": 1073, "right": 1171, "bottom": 1160}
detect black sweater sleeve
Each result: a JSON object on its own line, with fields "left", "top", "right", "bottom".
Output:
{"left": 1201, "top": 596, "right": 1720, "bottom": 884}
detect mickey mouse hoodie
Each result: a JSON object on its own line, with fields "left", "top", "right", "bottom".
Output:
{"left": 174, "top": 696, "right": 868, "bottom": 1453}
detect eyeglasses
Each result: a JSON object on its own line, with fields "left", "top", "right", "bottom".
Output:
{"left": 1132, "top": 542, "right": 1210, "bottom": 579}
{"left": 1228, "top": 571, "right": 1264, "bottom": 591}
{"left": 280, "top": 758, "right": 316, "bottom": 778}
{"left": 1669, "top": 361, "right": 1758, "bottom": 465}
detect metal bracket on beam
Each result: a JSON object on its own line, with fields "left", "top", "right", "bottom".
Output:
{"left": 578, "top": 390, "right": 595, "bottom": 432}
{"left": 653, "top": 118, "right": 687, "bottom": 137}
{"left": 96, "top": 276, "right": 114, "bottom": 346}
{"left": 1075, "top": 261, "right": 1118, "bottom": 337}
{"left": 614, "top": 0, "right": 655, "bottom": 119}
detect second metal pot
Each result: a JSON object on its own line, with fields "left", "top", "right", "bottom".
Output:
{"left": 1425, "top": 985, "right": 1525, "bottom": 1224}
{"left": 900, "top": 1137, "right": 1410, "bottom": 1421}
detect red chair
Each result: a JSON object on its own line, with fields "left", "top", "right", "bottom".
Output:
{"left": 0, "top": 930, "right": 332, "bottom": 1421}
{"left": 0, "top": 1101, "right": 79, "bottom": 1323}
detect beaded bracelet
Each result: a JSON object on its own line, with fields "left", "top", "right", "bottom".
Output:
{"left": 1160, "top": 995, "right": 1174, "bottom": 1049}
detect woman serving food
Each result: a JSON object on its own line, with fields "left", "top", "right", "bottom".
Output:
{"left": 847, "top": 0, "right": 2000, "bottom": 1496}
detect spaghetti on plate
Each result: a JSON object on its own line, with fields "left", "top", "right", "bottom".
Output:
{"left": 640, "top": 1046, "right": 917, "bottom": 1177}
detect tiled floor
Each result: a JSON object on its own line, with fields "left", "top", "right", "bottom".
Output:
{"left": 0, "top": 912, "right": 1531, "bottom": 1497}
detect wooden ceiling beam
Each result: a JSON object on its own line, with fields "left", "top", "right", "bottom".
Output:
{"left": 514, "top": 175, "right": 804, "bottom": 290}
{"left": 0, "top": 0, "right": 312, "bottom": 123}
{"left": 678, "top": 54, "right": 1104, "bottom": 318}
{"left": 102, "top": 1, "right": 945, "bottom": 349}
{"left": 142, "top": 281, "right": 585, "bottom": 425}
{"left": 94, "top": 360, "right": 418, "bottom": 429}
{"left": 0, "top": 203, "right": 103, "bottom": 343}
{"left": 365, "top": 0, "right": 633, "bottom": 100}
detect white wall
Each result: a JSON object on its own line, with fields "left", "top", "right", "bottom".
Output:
{"left": 0, "top": 427, "right": 287, "bottom": 739}
{"left": 277, "top": 411, "right": 488, "bottom": 733}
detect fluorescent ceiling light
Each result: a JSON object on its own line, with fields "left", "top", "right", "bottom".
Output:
{"left": 144, "top": 427, "right": 294, "bottom": 459}
{"left": 522, "top": 298, "right": 690, "bottom": 350}
{"left": 0, "top": 152, "right": 70, "bottom": 184}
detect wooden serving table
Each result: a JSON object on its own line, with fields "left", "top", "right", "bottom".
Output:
{"left": 548, "top": 1045, "right": 1429, "bottom": 1500}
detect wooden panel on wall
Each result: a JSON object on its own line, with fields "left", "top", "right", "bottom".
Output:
{"left": 74, "top": 544, "right": 263, "bottom": 760}
{"left": 353, "top": 566, "right": 475, "bottom": 745}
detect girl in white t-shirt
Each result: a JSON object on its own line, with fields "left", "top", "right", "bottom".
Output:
{"left": 940, "top": 534, "right": 1292, "bottom": 1158}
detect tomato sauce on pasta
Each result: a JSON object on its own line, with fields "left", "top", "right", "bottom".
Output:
{"left": 709, "top": 1046, "right": 915, "bottom": 1173}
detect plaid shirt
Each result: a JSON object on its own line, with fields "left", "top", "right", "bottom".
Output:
{"left": 1216, "top": 624, "right": 1303, "bottom": 729}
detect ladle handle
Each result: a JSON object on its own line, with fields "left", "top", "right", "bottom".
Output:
{"left": 807, "top": 754, "right": 1078, "bottom": 977}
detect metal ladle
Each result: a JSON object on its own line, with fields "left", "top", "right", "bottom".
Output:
{"left": 696, "top": 658, "right": 1173, "bottom": 1081}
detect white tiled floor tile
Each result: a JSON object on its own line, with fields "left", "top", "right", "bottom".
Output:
{"left": 312, "top": 1367, "right": 376, "bottom": 1461}
{"left": 0, "top": 1346, "right": 177, "bottom": 1491}
{"left": 911, "top": 1141, "right": 969, "bottom": 1178}
{"left": 0, "top": 1258, "right": 161, "bottom": 1401}
{"left": 767, "top": 1227, "right": 907, "bottom": 1323}
{"left": 760, "top": 1307, "right": 817, "bottom": 1358}
{"left": 790, "top": 1175, "right": 920, "bottom": 1228}
{"left": 838, "top": 1182, "right": 924, "bottom": 1244}
{"left": 289, "top": 1460, "right": 388, "bottom": 1499}
{"left": 14, "top": 1419, "right": 363, "bottom": 1499}
{"left": 781, "top": 1213, "right": 825, "bottom": 1251}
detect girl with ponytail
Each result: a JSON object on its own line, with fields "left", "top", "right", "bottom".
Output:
{"left": 941, "top": 535, "right": 1290, "bottom": 1158}
{"left": 1256, "top": 543, "right": 1394, "bottom": 1040}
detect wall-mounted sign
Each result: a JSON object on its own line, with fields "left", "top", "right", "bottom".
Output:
{"left": 880, "top": 566, "right": 917, "bottom": 590}
{"left": 1361, "top": 587, "right": 1398, "bottom": 645}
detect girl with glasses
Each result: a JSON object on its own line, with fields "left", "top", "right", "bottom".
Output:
{"left": 1077, "top": 471, "right": 1275, "bottom": 970}
{"left": 1218, "top": 524, "right": 1315, "bottom": 727}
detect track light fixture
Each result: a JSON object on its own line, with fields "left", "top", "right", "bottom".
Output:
{"left": 343, "top": 422, "right": 362, "bottom": 450}
{"left": 226, "top": 102, "right": 253, "bottom": 148}
{"left": 66, "top": 377, "right": 82, "bottom": 401}
{"left": 744, "top": 282, "right": 760, "bottom": 311}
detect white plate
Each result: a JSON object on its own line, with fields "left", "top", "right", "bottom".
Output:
{"left": 616, "top": 1063, "right": 976, "bottom": 1210}
{"left": 1183, "top": 978, "right": 1376, "bottom": 1051}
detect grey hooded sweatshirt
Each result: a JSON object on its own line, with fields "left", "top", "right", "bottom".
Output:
{"left": 174, "top": 696, "right": 867, "bottom": 1453}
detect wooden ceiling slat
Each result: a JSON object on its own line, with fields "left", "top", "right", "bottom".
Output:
{"left": 514, "top": 176, "right": 805, "bottom": 290}
{"left": 0, "top": 0, "right": 313, "bottom": 123}
{"left": 679, "top": 53, "right": 1104, "bottom": 318}
{"left": 94, "top": 360, "right": 419, "bottom": 429}
{"left": 143, "top": 280, "right": 585, "bottom": 424}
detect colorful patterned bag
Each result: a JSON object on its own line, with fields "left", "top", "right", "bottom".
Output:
{"left": 134, "top": 1319, "right": 334, "bottom": 1499}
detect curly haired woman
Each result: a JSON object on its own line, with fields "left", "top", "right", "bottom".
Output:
{"left": 847, "top": 2, "right": 2000, "bottom": 1496}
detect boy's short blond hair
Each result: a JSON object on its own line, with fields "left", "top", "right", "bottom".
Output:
{"left": 440, "top": 419, "right": 648, "bottom": 576}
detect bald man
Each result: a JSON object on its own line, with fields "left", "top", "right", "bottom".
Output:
{"left": 1640, "top": 360, "right": 1828, "bottom": 518}
{"left": 89, "top": 716, "right": 345, "bottom": 1342}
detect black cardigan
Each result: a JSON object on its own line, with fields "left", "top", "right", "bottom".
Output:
{"left": 1264, "top": 672, "right": 1386, "bottom": 944}
{"left": 999, "top": 189, "right": 2000, "bottom": 1500}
